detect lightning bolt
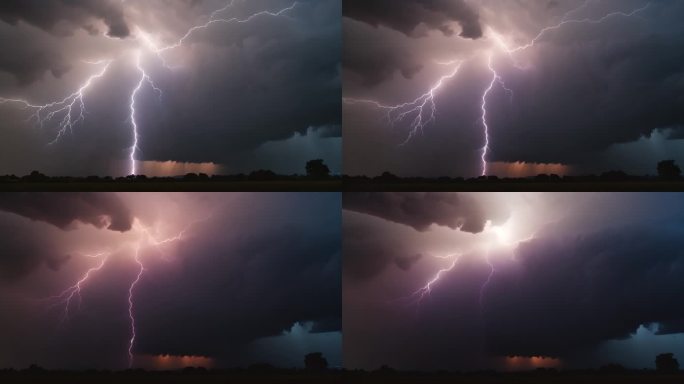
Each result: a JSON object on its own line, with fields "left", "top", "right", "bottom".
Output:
{"left": 344, "top": 0, "right": 652, "bottom": 176}
{"left": 479, "top": 1, "right": 651, "bottom": 175}
{"left": 478, "top": 254, "right": 495, "bottom": 310}
{"left": 42, "top": 252, "right": 112, "bottom": 325}
{"left": 155, "top": 1, "right": 299, "bottom": 54}
{"left": 0, "top": 61, "right": 113, "bottom": 145}
{"left": 129, "top": 52, "right": 163, "bottom": 176}
{"left": 343, "top": 61, "right": 463, "bottom": 145}
{"left": 37, "top": 216, "right": 209, "bottom": 368}
{"left": 0, "top": 0, "right": 299, "bottom": 176}
{"left": 128, "top": 245, "right": 144, "bottom": 368}
{"left": 480, "top": 54, "right": 513, "bottom": 176}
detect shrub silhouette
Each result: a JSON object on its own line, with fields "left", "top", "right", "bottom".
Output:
{"left": 656, "top": 353, "right": 679, "bottom": 373}
{"left": 657, "top": 160, "right": 682, "bottom": 180}
{"left": 306, "top": 159, "right": 330, "bottom": 179}
{"left": 304, "top": 352, "right": 328, "bottom": 371}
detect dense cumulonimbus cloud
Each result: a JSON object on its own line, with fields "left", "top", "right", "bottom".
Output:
{"left": 0, "top": 192, "right": 133, "bottom": 232}
{"left": 343, "top": 0, "right": 483, "bottom": 39}
{"left": 343, "top": 0, "right": 684, "bottom": 177}
{"left": 344, "top": 193, "right": 684, "bottom": 370}
{"left": 0, "top": 47, "right": 70, "bottom": 86}
{"left": 343, "top": 192, "right": 504, "bottom": 233}
{"left": 0, "top": 193, "right": 341, "bottom": 369}
{"left": 0, "top": 0, "right": 341, "bottom": 176}
{"left": 485, "top": 224, "right": 684, "bottom": 357}
{"left": 0, "top": 0, "right": 130, "bottom": 38}
{"left": 0, "top": 218, "right": 65, "bottom": 280}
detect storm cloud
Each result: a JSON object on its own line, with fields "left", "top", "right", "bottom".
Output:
{"left": 0, "top": 193, "right": 341, "bottom": 370}
{"left": 0, "top": 0, "right": 340, "bottom": 176}
{"left": 0, "top": 0, "right": 130, "bottom": 38}
{"left": 343, "top": 0, "right": 684, "bottom": 177}
{"left": 343, "top": 0, "right": 483, "bottom": 39}
{"left": 485, "top": 225, "right": 684, "bottom": 357}
{"left": 344, "top": 193, "right": 684, "bottom": 370}
{"left": 343, "top": 192, "right": 504, "bottom": 233}
{"left": 0, "top": 192, "right": 133, "bottom": 232}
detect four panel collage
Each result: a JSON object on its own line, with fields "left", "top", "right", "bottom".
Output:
{"left": 1, "top": 1, "right": 683, "bottom": 383}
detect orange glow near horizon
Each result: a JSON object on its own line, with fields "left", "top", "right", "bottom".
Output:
{"left": 135, "top": 354, "right": 215, "bottom": 370}
{"left": 488, "top": 162, "right": 571, "bottom": 178}
{"left": 503, "top": 355, "right": 562, "bottom": 370}
{"left": 136, "top": 161, "right": 222, "bottom": 177}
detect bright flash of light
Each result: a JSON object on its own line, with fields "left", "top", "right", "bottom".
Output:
{"left": 344, "top": 0, "right": 652, "bottom": 176}
{"left": 0, "top": 0, "right": 299, "bottom": 176}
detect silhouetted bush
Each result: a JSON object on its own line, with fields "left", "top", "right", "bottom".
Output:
{"left": 306, "top": 159, "right": 331, "bottom": 179}
{"left": 656, "top": 353, "right": 679, "bottom": 373}
{"left": 658, "top": 160, "right": 682, "bottom": 180}
{"left": 304, "top": 352, "right": 328, "bottom": 371}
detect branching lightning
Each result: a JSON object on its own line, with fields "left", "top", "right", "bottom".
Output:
{"left": 402, "top": 254, "right": 461, "bottom": 306}
{"left": 343, "top": 61, "right": 463, "bottom": 146}
{"left": 344, "top": 0, "right": 652, "bottom": 176}
{"left": 0, "top": 0, "right": 299, "bottom": 176}
{"left": 39, "top": 215, "right": 210, "bottom": 368}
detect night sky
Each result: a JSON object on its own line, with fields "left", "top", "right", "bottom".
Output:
{"left": 344, "top": 193, "right": 684, "bottom": 371}
{"left": 0, "top": 0, "right": 341, "bottom": 177}
{"left": 0, "top": 192, "right": 341, "bottom": 370}
{"left": 343, "top": 0, "right": 684, "bottom": 178}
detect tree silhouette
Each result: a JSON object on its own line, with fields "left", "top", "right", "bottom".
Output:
{"left": 657, "top": 160, "right": 682, "bottom": 180}
{"left": 306, "top": 160, "right": 331, "bottom": 179}
{"left": 656, "top": 353, "right": 680, "bottom": 373}
{"left": 304, "top": 352, "right": 328, "bottom": 371}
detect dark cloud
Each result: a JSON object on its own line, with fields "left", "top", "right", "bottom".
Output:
{"left": 134, "top": 193, "right": 341, "bottom": 357}
{"left": 138, "top": 0, "right": 341, "bottom": 170}
{"left": 343, "top": 211, "right": 424, "bottom": 280}
{"left": 343, "top": 192, "right": 501, "bottom": 233}
{"left": 343, "top": 0, "right": 483, "bottom": 39}
{"left": 0, "top": 193, "right": 341, "bottom": 370}
{"left": 488, "top": 7, "right": 684, "bottom": 164}
{"left": 343, "top": 20, "right": 423, "bottom": 86}
{"left": 0, "top": 48, "right": 70, "bottom": 85}
{"left": 343, "top": 193, "right": 684, "bottom": 370}
{"left": 0, "top": 0, "right": 341, "bottom": 176}
{"left": 484, "top": 225, "right": 684, "bottom": 357}
{"left": 0, "top": 219, "right": 63, "bottom": 280}
{"left": 0, "top": 192, "right": 133, "bottom": 232}
{"left": 343, "top": 0, "right": 684, "bottom": 177}
{"left": 0, "top": 0, "right": 130, "bottom": 38}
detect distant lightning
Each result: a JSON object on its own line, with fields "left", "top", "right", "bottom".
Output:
{"left": 155, "top": 1, "right": 299, "bottom": 54}
{"left": 345, "top": 0, "right": 652, "bottom": 176}
{"left": 0, "top": 0, "right": 299, "bottom": 176}
{"left": 500, "top": 2, "right": 652, "bottom": 55}
{"left": 478, "top": 254, "right": 495, "bottom": 310}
